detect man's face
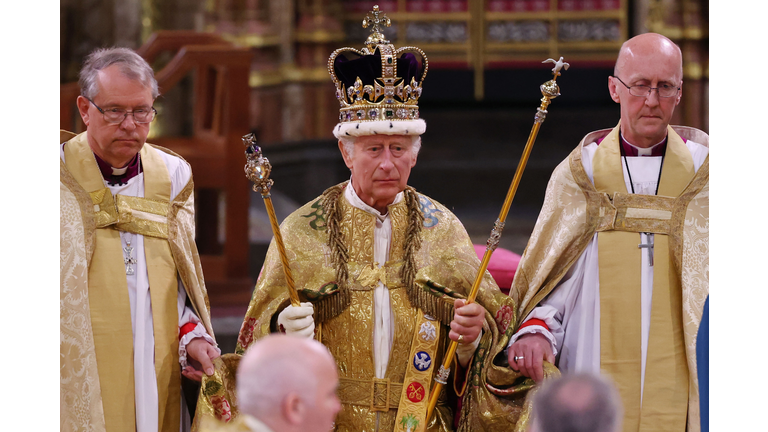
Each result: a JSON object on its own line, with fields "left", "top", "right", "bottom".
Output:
{"left": 608, "top": 48, "right": 682, "bottom": 148}
{"left": 304, "top": 356, "right": 340, "bottom": 432}
{"left": 339, "top": 134, "right": 418, "bottom": 213}
{"left": 76, "top": 64, "right": 154, "bottom": 167}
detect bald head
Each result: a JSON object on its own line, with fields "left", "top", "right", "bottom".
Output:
{"left": 531, "top": 373, "right": 622, "bottom": 432}
{"left": 615, "top": 33, "right": 683, "bottom": 83}
{"left": 237, "top": 335, "right": 340, "bottom": 432}
{"left": 608, "top": 32, "right": 684, "bottom": 148}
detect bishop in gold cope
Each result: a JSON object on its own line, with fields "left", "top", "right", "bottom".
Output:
{"left": 60, "top": 47, "right": 219, "bottom": 432}
{"left": 507, "top": 33, "right": 709, "bottom": 432}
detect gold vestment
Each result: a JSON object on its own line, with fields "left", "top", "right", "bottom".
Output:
{"left": 196, "top": 182, "right": 534, "bottom": 432}
{"left": 60, "top": 130, "right": 215, "bottom": 432}
{"left": 510, "top": 124, "right": 709, "bottom": 432}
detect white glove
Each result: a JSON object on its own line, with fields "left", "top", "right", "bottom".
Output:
{"left": 277, "top": 302, "right": 315, "bottom": 339}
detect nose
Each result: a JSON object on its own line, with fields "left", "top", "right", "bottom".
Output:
{"left": 644, "top": 88, "right": 660, "bottom": 107}
{"left": 378, "top": 147, "right": 395, "bottom": 170}
{"left": 119, "top": 113, "right": 137, "bottom": 130}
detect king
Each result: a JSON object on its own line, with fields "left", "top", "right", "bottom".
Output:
{"left": 202, "top": 5, "right": 525, "bottom": 432}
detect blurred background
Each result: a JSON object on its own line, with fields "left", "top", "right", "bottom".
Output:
{"left": 60, "top": 0, "right": 708, "bottom": 352}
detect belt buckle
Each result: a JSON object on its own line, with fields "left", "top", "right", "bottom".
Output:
{"left": 370, "top": 377, "right": 390, "bottom": 412}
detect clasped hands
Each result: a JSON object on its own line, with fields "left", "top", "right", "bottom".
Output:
{"left": 181, "top": 338, "right": 221, "bottom": 382}
{"left": 506, "top": 332, "right": 555, "bottom": 382}
{"left": 276, "top": 298, "right": 485, "bottom": 345}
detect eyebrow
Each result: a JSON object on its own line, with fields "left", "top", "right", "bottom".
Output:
{"left": 100, "top": 102, "right": 153, "bottom": 109}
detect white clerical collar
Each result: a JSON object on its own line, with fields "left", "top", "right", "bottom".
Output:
{"left": 344, "top": 178, "right": 403, "bottom": 221}
{"left": 241, "top": 414, "right": 276, "bottom": 432}
{"left": 620, "top": 131, "right": 666, "bottom": 156}
{"left": 111, "top": 166, "right": 128, "bottom": 175}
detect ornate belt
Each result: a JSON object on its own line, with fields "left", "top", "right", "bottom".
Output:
{"left": 337, "top": 377, "right": 402, "bottom": 412}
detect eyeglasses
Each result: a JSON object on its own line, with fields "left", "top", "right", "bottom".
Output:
{"left": 87, "top": 98, "right": 157, "bottom": 124}
{"left": 612, "top": 76, "right": 680, "bottom": 98}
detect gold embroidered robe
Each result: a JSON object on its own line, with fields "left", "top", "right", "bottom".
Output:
{"left": 195, "top": 182, "right": 532, "bottom": 432}
{"left": 60, "top": 130, "right": 215, "bottom": 432}
{"left": 509, "top": 124, "right": 709, "bottom": 432}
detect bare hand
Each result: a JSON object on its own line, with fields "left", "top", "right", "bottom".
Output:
{"left": 182, "top": 337, "right": 221, "bottom": 382}
{"left": 507, "top": 333, "right": 555, "bottom": 383}
{"left": 449, "top": 299, "right": 485, "bottom": 345}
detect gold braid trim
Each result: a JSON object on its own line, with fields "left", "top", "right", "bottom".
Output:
{"left": 409, "top": 282, "right": 456, "bottom": 326}
{"left": 401, "top": 187, "right": 454, "bottom": 326}
{"left": 316, "top": 183, "right": 352, "bottom": 323}
{"left": 316, "top": 183, "right": 454, "bottom": 324}
{"left": 401, "top": 187, "right": 423, "bottom": 291}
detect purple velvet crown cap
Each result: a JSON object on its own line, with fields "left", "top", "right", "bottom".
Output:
{"left": 334, "top": 48, "right": 422, "bottom": 90}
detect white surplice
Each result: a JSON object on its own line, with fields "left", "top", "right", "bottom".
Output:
{"left": 61, "top": 144, "right": 218, "bottom": 432}
{"left": 511, "top": 137, "right": 708, "bottom": 401}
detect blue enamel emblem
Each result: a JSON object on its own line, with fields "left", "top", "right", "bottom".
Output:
{"left": 413, "top": 351, "right": 432, "bottom": 371}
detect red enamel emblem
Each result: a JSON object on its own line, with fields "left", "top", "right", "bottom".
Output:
{"left": 406, "top": 382, "right": 425, "bottom": 403}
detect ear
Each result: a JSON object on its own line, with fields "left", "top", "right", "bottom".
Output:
{"left": 608, "top": 76, "right": 620, "bottom": 103}
{"left": 410, "top": 151, "right": 418, "bottom": 168}
{"left": 675, "top": 80, "right": 683, "bottom": 106}
{"left": 338, "top": 140, "right": 354, "bottom": 170}
{"left": 282, "top": 393, "right": 305, "bottom": 425}
{"left": 76, "top": 96, "right": 92, "bottom": 126}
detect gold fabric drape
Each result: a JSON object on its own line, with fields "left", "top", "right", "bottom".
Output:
{"left": 194, "top": 183, "right": 535, "bottom": 431}
{"left": 511, "top": 124, "right": 709, "bottom": 432}
{"left": 60, "top": 131, "right": 215, "bottom": 432}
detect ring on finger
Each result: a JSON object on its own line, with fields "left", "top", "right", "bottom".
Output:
{"left": 457, "top": 334, "right": 465, "bottom": 343}
{"left": 514, "top": 355, "right": 524, "bottom": 362}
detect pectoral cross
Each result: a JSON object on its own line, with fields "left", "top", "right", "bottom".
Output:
{"left": 638, "top": 233, "right": 654, "bottom": 266}
{"left": 123, "top": 239, "right": 137, "bottom": 275}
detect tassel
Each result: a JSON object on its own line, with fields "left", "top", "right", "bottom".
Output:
{"left": 315, "top": 184, "right": 455, "bottom": 324}
{"left": 317, "top": 183, "right": 351, "bottom": 323}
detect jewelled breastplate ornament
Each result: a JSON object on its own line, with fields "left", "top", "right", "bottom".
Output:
{"left": 329, "top": 5, "right": 428, "bottom": 135}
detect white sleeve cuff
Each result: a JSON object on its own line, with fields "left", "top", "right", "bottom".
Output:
{"left": 178, "top": 323, "right": 221, "bottom": 369}
{"left": 506, "top": 325, "right": 558, "bottom": 357}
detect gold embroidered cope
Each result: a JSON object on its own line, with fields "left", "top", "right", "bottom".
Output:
{"left": 194, "top": 183, "right": 527, "bottom": 431}
{"left": 60, "top": 131, "right": 215, "bottom": 432}
{"left": 511, "top": 124, "right": 709, "bottom": 432}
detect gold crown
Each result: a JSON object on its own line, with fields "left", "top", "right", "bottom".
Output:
{"left": 328, "top": 5, "right": 429, "bottom": 125}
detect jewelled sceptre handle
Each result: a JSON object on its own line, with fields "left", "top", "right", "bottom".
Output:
{"left": 243, "top": 133, "right": 301, "bottom": 308}
{"left": 425, "top": 58, "right": 569, "bottom": 420}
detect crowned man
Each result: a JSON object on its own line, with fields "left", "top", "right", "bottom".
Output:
{"left": 507, "top": 33, "right": 709, "bottom": 432}
{"left": 60, "top": 47, "right": 220, "bottom": 432}
{"left": 193, "top": 7, "right": 524, "bottom": 432}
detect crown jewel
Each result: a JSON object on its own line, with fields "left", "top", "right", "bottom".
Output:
{"left": 329, "top": 5, "right": 429, "bottom": 126}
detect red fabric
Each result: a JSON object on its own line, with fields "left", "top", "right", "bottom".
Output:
{"left": 473, "top": 245, "right": 521, "bottom": 295}
{"left": 179, "top": 322, "right": 197, "bottom": 338}
{"left": 519, "top": 318, "right": 549, "bottom": 332}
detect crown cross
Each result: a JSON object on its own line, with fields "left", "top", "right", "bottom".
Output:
{"left": 362, "top": 5, "right": 391, "bottom": 52}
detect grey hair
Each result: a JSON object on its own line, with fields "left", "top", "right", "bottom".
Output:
{"left": 236, "top": 343, "right": 319, "bottom": 419}
{"left": 78, "top": 47, "right": 159, "bottom": 100}
{"left": 531, "top": 373, "right": 623, "bottom": 432}
{"left": 339, "top": 135, "right": 422, "bottom": 159}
